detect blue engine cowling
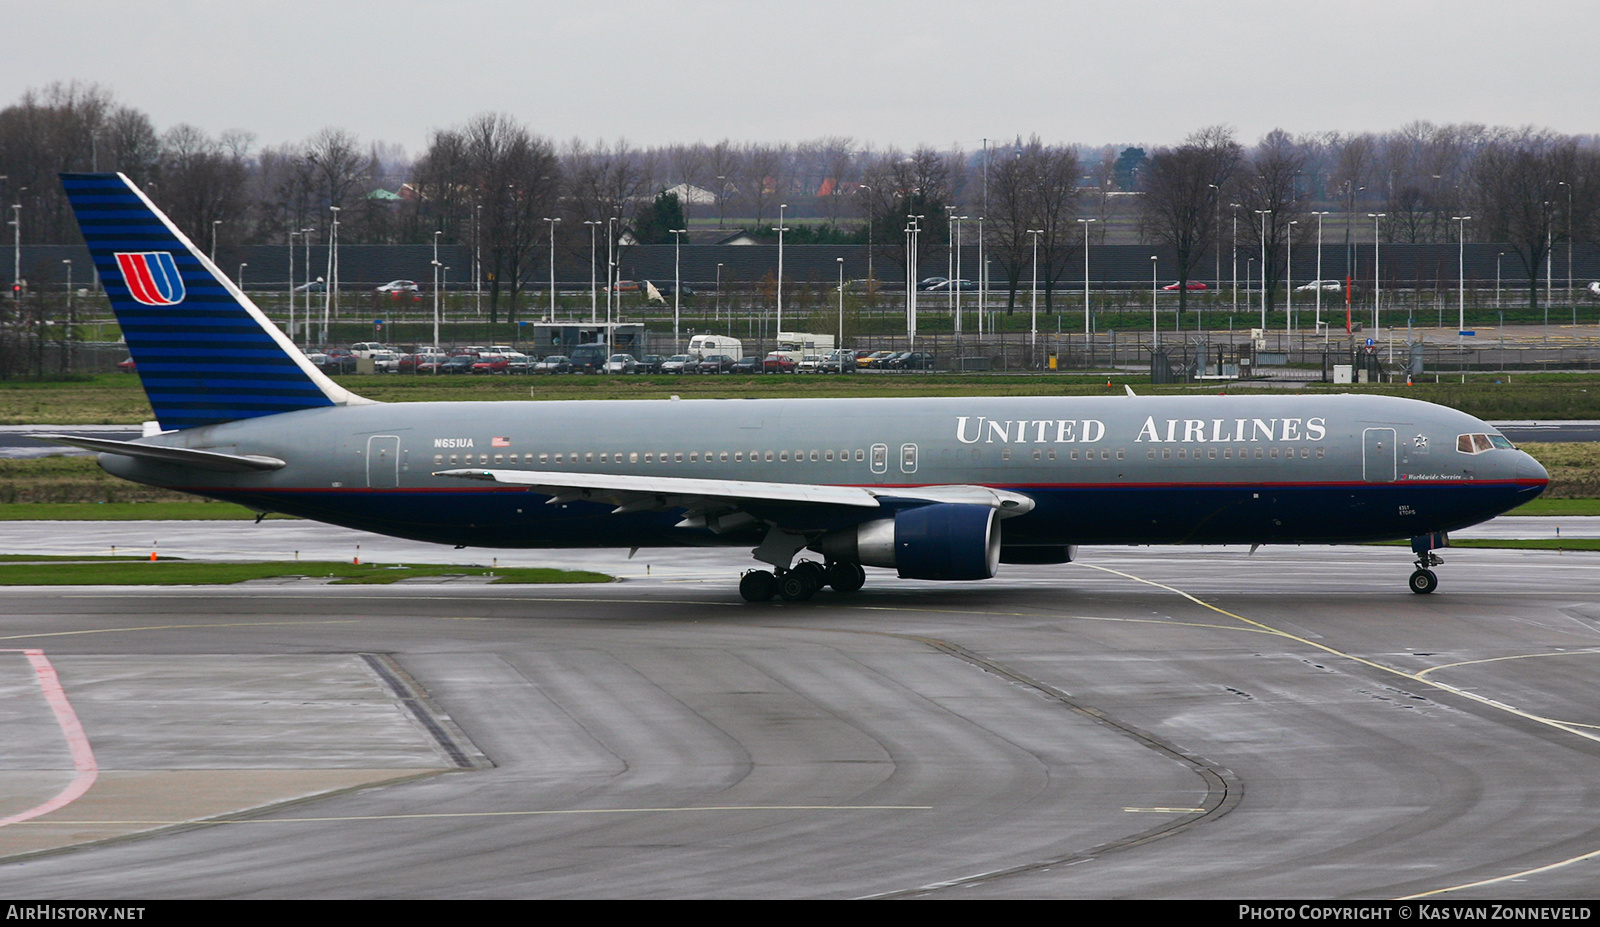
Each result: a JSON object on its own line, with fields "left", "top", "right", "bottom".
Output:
{"left": 812, "top": 503, "right": 1001, "bottom": 580}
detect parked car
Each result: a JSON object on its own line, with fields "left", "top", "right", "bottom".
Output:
{"left": 369, "top": 351, "right": 403, "bottom": 373}
{"left": 797, "top": 354, "right": 823, "bottom": 373}
{"left": 924, "top": 278, "right": 975, "bottom": 291}
{"left": 116, "top": 357, "right": 137, "bottom": 373}
{"left": 762, "top": 352, "right": 797, "bottom": 373}
{"left": 400, "top": 352, "right": 446, "bottom": 373}
{"left": 635, "top": 354, "right": 665, "bottom": 374}
{"left": 819, "top": 350, "right": 857, "bottom": 373}
{"left": 1295, "top": 280, "right": 1344, "bottom": 292}
{"left": 730, "top": 356, "right": 762, "bottom": 374}
{"left": 603, "top": 354, "right": 638, "bottom": 375}
{"left": 897, "top": 352, "right": 937, "bottom": 370}
{"left": 312, "top": 353, "right": 358, "bottom": 374}
{"left": 441, "top": 355, "right": 477, "bottom": 374}
{"left": 696, "top": 354, "right": 736, "bottom": 374}
{"left": 660, "top": 354, "right": 694, "bottom": 374}
{"left": 499, "top": 350, "right": 532, "bottom": 374}
{"left": 375, "top": 280, "right": 419, "bottom": 293}
{"left": 471, "top": 353, "right": 511, "bottom": 375}
{"left": 1161, "top": 281, "right": 1208, "bottom": 291}
{"left": 857, "top": 350, "right": 896, "bottom": 369}
{"left": 532, "top": 355, "right": 572, "bottom": 374}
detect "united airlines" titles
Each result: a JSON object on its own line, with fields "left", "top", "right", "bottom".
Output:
{"left": 953, "top": 416, "right": 1327, "bottom": 445}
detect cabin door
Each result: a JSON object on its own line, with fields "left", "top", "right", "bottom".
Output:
{"left": 367, "top": 435, "right": 401, "bottom": 489}
{"left": 1363, "top": 428, "right": 1396, "bottom": 483}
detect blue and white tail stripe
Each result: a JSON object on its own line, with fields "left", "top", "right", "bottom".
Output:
{"left": 61, "top": 172, "right": 366, "bottom": 431}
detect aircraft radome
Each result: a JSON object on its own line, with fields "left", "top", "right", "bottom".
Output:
{"left": 37, "top": 173, "right": 1548, "bottom": 601}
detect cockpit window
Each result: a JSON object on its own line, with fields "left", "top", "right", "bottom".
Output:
{"left": 1457, "top": 433, "right": 1513, "bottom": 454}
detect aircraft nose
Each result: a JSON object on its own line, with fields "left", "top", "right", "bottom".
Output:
{"left": 1518, "top": 452, "right": 1549, "bottom": 485}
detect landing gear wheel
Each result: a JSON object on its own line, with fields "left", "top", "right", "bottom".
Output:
{"left": 1409, "top": 569, "right": 1438, "bottom": 595}
{"left": 777, "top": 569, "right": 820, "bottom": 602}
{"left": 825, "top": 561, "right": 866, "bottom": 593}
{"left": 793, "top": 560, "right": 826, "bottom": 584}
{"left": 740, "top": 570, "right": 777, "bottom": 602}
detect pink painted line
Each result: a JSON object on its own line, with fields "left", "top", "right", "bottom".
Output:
{"left": 0, "top": 649, "right": 98, "bottom": 826}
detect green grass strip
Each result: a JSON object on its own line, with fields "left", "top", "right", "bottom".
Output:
{"left": 0, "top": 559, "right": 612, "bottom": 585}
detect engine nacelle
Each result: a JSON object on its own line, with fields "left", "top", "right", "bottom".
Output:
{"left": 812, "top": 503, "right": 1001, "bottom": 580}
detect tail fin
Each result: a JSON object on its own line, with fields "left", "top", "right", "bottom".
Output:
{"left": 61, "top": 172, "right": 366, "bottom": 431}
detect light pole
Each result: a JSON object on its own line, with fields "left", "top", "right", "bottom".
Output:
{"left": 1208, "top": 183, "right": 1221, "bottom": 289}
{"left": 324, "top": 206, "right": 340, "bottom": 348}
{"left": 1283, "top": 222, "right": 1294, "bottom": 337}
{"left": 775, "top": 204, "right": 789, "bottom": 337}
{"left": 1560, "top": 180, "right": 1573, "bottom": 326}
{"left": 583, "top": 219, "right": 600, "bottom": 323}
{"left": 1230, "top": 204, "right": 1241, "bottom": 315}
{"left": 671, "top": 228, "right": 686, "bottom": 350}
{"left": 432, "top": 230, "right": 442, "bottom": 343}
{"left": 857, "top": 184, "right": 873, "bottom": 288}
{"left": 63, "top": 258, "right": 73, "bottom": 371}
{"left": 1312, "top": 211, "right": 1330, "bottom": 329}
{"left": 1453, "top": 216, "right": 1471, "bottom": 339}
{"left": 716, "top": 263, "right": 724, "bottom": 326}
{"left": 211, "top": 219, "right": 221, "bottom": 263}
{"left": 288, "top": 229, "right": 297, "bottom": 341}
{"left": 1497, "top": 251, "right": 1505, "bottom": 312}
{"left": 238, "top": 262, "right": 247, "bottom": 291}
{"left": 1077, "top": 218, "right": 1096, "bottom": 335}
{"left": 606, "top": 216, "right": 618, "bottom": 329}
{"left": 1151, "top": 254, "right": 1159, "bottom": 348}
{"left": 299, "top": 228, "right": 315, "bottom": 348}
{"left": 11, "top": 202, "right": 21, "bottom": 305}
{"left": 837, "top": 256, "right": 845, "bottom": 345}
{"left": 952, "top": 214, "right": 967, "bottom": 339}
{"left": 1368, "top": 213, "right": 1385, "bottom": 338}
{"left": 543, "top": 217, "right": 561, "bottom": 322}
{"left": 473, "top": 204, "right": 482, "bottom": 318}
{"left": 1028, "top": 228, "right": 1043, "bottom": 365}
{"left": 1254, "top": 209, "right": 1271, "bottom": 329}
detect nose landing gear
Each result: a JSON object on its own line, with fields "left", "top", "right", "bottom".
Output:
{"left": 1409, "top": 532, "right": 1447, "bottom": 594}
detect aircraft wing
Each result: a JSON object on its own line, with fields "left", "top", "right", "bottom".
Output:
{"left": 433, "top": 468, "right": 1033, "bottom": 530}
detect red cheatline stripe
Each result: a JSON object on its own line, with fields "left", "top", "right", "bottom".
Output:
{"left": 0, "top": 649, "right": 99, "bottom": 827}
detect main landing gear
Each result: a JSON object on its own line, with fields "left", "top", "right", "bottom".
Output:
{"left": 740, "top": 560, "right": 867, "bottom": 602}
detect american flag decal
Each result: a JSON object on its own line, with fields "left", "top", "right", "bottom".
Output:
{"left": 492, "top": 436, "right": 510, "bottom": 447}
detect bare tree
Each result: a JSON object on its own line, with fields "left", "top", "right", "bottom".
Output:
{"left": 1471, "top": 130, "right": 1575, "bottom": 310}
{"left": 466, "top": 114, "right": 560, "bottom": 323}
{"left": 1237, "top": 129, "right": 1308, "bottom": 312}
{"left": 155, "top": 124, "right": 249, "bottom": 252}
{"left": 1139, "top": 126, "right": 1241, "bottom": 316}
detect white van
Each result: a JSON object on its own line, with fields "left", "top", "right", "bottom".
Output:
{"left": 686, "top": 334, "right": 743, "bottom": 361}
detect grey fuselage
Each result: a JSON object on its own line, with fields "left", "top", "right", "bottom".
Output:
{"left": 98, "top": 393, "right": 1547, "bottom": 553}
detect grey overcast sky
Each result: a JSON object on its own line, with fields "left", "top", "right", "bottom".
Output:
{"left": 8, "top": 0, "right": 1598, "bottom": 157}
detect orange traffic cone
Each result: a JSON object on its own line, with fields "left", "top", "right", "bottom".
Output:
{"left": 149, "top": 551, "right": 157, "bottom": 561}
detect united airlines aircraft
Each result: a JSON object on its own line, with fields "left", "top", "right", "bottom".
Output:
{"left": 39, "top": 173, "right": 1548, "bottom": 601}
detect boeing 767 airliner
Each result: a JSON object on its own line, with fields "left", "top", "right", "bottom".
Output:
{"left": 37, "top": 173, "right": 1548, "bottom": 601}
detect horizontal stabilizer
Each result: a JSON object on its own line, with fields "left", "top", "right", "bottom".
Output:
{"left": 29, "top": 434, "right": 286, "bottom": 472}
